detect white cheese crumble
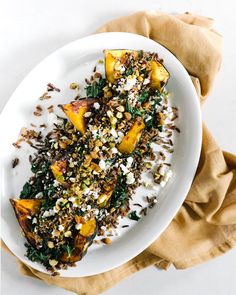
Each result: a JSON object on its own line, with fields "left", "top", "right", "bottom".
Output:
{"left": 124, "top": 77, "right": 137, "bottom": 91}
{"left": 35, "top": 192, "right": 43, "bottom": 198}
{"left": 93, "top": 102, "right": 100, "bottom": 109}
{"left": 84, "top": 112, "right": 92, "bottom": 118}
{"left": 110, "top": 128, "right": 118, "bottom": 138}
{"left": 42, "top": 208, "right": 56, "bottom": 218}
{"left": 126, "top": 172, "right": 135, "bottom": 184}
{"left": 58, "top": 224, "right": 64, "bottom": 231}
{"left": 120, "top": 164, "right": 129, "bottom": 175}
{"left": 143, "top": 78, "right": 150, "bottom": 85}
{"left": 99, "top": 159, "right": 106, "bottom": 170}
{"left": 32, "top": 217, "right": 37, "bottom": 224}
{"left": 111, "top": 147, "right": 118, "bottom": 154}
{"left": 75, "top": 223, "right": 82, "bottom": 230}
{"left": 126, "top": 157, "right": 133, "bottom": 168}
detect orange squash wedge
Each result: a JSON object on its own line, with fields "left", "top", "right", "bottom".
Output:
{"left": 60, "top": 98, "right": 97, "bottom": 134}
{"left": 118, "top": 118, "right": 145, "bottom": 154}
{"left": 10, "top": 199, "right": 42, "bottom": 246}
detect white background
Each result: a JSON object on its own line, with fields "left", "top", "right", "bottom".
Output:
{"left": 1, "top": 0, "right": 236, "bottom": 294}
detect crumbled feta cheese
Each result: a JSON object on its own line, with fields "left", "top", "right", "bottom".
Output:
{"left": 101, "top": 226, "right": 106, "bottom": 231}
{"left": 126, "top": 172, "right": 135, "bottom": 184}
{"left": 118, "top": 131, "right": 124, "bottom": 139}
{"left": 35, "top": 192, "right": 43, "bottom": 198}
{"left": 32, "top": 217, "right": 37, "bottom": 224}
{"left": 94, "top": 209, "right": 99, "bottom": 215}
{"left": 110, "top": 128, "right": 118, "bottom": 138}
{"left": 111, "top": 147, "right": 118, "bottom": 154}
{"left": 124, "top": 77, "right": 137, "bottom": 91}
{"left": 75, "top": 223, "right": 82, "bottom": 230}
{"left": 93, "top": 102, "right": 100, "bottom": 109}
{"left": 126, "top": 157, "right": 134, "bottom": 168}
{"left": 84, "top": 112, "right": 92, "bottom": 118}
{"left": 42, "top": 209, "right": 56, "bottom": 218}
{"left": 53, "top": 180, "right": 59, "bottom": 187}
{"left": 99, "top": 159, "right": 106, "bottom": 170}
{"left": 87, "top": 205, "right": 91, "bottom": 210}
{"left": 145, "top": 115, "right": 152, "bottom": 122}
{"left": 93, "top": 191, "right": 99, "bottom": 199}
{"left": 84, "top": 188, "right": 90, "bottom": 194}
{"left": 58, "top": 224, "right": 64, "bottom": 231}
{"left": 143, "top": 78, "right": 150, "bottom": 85}
{"left": 120, "top": 164, "right": 129, "bottom": 175}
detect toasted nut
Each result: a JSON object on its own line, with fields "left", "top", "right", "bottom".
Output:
{"left": 49, "top": 259, "right": 58, "bottom": 267}
{"left": 145, "top": 162, "right": 152, "bottom": 169}
{"left": 138, "top": 76, "right": 143, "bottom": 82}
{"left": 124, "top": 112, "right": 132, "bottom": 121}
{"left": 116, "top": 112, "right": 123, "bottom": 119}
{"left": 70, "top": 82, "right": 79, "bottom": 90}
{"left": 95, "top": 140, "right": 103, "bottom": 147}
{"left": 90, "top": 151, "right": 99, "bottom": 159}
{"left": 101, "top": 237, "right": 112, "bottom": 245}
{"left": 59, "top": 141, "right": 67, "bottom": 149}
{"left": 143, "top": 102, "right": 151, "bottom": 110}
{"left": 104, "top": 90, "right": 113, "bottom": 98}
{"left": 116, "top": 106, "right": 125, "bottom": 112}
{"left": 110, "top": 207, "right": 116, "bottom": 213}
{"left": 154, "top": 173, "right": 161, "bottom": 183}
{"left": 110, "top": 117, "right": 117, "bottom": 125}
{"left": 64, "top": 231, "right": 72, "bottom": 237}
{"left": 48, "top": 241, "right": 54, "bottom": 248}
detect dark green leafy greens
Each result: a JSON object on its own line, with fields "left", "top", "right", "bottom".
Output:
{"left": 138, "top": 91, "right": 149, "bottom": 104}
{"left": 86, "top": 78, "right": 106, "bottom": 98}
{"left": 110, "top": 175, "right": 128, "bottom": 208}
{"left": 128, "top": 210, "right": 140, "bottom": 221}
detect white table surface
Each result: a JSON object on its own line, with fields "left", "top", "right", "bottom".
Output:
{"left": 1, "top": 0, "right": 236, "bottom": 294}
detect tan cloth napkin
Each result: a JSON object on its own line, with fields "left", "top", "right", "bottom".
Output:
{"left": 2, "top": 11, "right": 236, "bottom": 295}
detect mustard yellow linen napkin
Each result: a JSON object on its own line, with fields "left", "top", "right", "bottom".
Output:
{"left": 2, "top": 11, "right": 236, "bottom": 295}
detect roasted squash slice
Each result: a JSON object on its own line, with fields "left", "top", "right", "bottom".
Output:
{"left": 104, "top": 49, "right": 138, "bottom": 83}
{"left": 60, "top": 98, "right": 97, "bottom": 134}
{"left": 61, "top": 217, "right": 97, "bottom": 263}
{"left": 104, "top": 49, "right": 169, "bottom": 90}
{"left": 50, "top": 159, "right": 67, "bottom": 184}
{"left": 149, "top": 60, "right": 169, "bottom": 91}
{"left": 118, "top": 118, "right": 145, "bottom": 154}
{"left": 10, "top": 199, "right": 42, "bottom": 246}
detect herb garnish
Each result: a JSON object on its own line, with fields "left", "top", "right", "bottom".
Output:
{"left": 25, "top": 243, "right": 50, "bottom": 266}
{"left": 110, "top": 175, "right": 128, "bottom": 208}
{"left": 86, "top": 78, "right": 106, "bottom": 98}
{"left": 63, "top": 244, "right": 74, "bottom": 258}
{"left": 138, "top": 91, "right": 149, "bottom": 104}
{"left": 128, "top": 210, "right": 140, "bottom": 221}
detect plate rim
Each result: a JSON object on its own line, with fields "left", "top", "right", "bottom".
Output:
{"left": 0, "top": 32, "right": 202, "bottom": 277}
